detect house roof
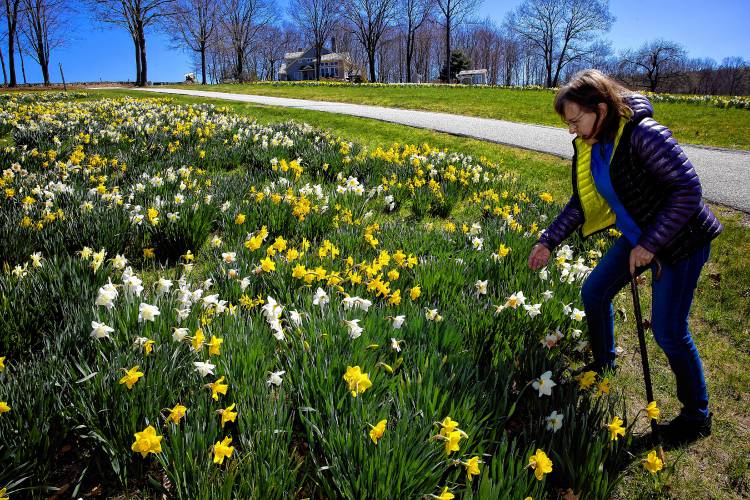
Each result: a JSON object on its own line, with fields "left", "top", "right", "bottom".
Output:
{"left": 282, "top": 50, "right": 351, "bottom": 63}
{"left": 457, "top": 69, "right": 488, "bottom": 76}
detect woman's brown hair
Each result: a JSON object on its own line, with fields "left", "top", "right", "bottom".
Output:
{"left": 554, "top": 69, "right": 632, "bottom": 142}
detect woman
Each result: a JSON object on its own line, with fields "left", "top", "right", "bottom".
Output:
{"left": 527, "top": 69, "right": 723, "bottom": 444}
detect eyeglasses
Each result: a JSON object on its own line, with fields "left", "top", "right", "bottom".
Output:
{"left": 563, "top": 112, "right": 586, "bottom": 127}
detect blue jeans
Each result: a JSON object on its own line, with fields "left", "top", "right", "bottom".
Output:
{"left": 581, "top": 237, "right": 711, "bottom": 421}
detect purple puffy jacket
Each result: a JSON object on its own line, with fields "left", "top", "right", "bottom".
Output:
{"left": 539, "top": 94, "right": 723, "bottom": 263}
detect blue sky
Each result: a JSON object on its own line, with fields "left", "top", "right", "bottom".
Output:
{"left": 8, "top": 0, "right": 750, "bottom": 84}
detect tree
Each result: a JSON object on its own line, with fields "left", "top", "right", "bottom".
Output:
{"left": 219, "top": 0, "right": 274, "bottom": 82}
{"left": 506, "top": 0, "right": 613, "bottom": 87}
{"left": 2, "top": 0, "right": 21, "bottom": 86}
{"left": 288, "top": 0, "right": 342, "bottom": 81}
{"left": 398, "top": 0, "right": 432, "bottom": 83}
{"left": 89, "top": 0, "right": 176, "bottom": 86}
{"left": 344, "top": 0, "right": 396, "bottom": 82}
{"left": 19, "top": 0, "right": 69, "bottom": 85}
{"left": 438, "top": 48, "right": 468, "bottom": 82}
{"left": 619, "top": 39, "right": 687, "bottom": 92}
{"left": 434, "top": 0, "right": 481, "bottom": 85}
{"left": 164, "top": 0, "right": 218, "bottom": 85}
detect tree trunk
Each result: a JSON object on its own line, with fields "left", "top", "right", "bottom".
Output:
{"left": 7, "top": 21, "right": 16, "bottom": 86}
{"left": 133, "top": 37, "right": 142, "bottom": 85}
{"left": 445, "top": 18, "right": 451, "bottom": 83}
{"left": 406, "top": 31, "right": 414, "bottom": 83}
{"left": 41, "top": 58, "right": 50, "bottom": 85}
{"left": 0, "top": 47, "right": 7, "bottom": 85}
{"left": 200, "top": 43, "right": 207, "bottom": 84}
{"left": 368, "top": 47, "right": 376, "bottom": 82}
{"left": 139, "top": 31, "right": 148, "bottom": 86}
{"left": 16, "top": 30, "right": 26, "bottom": 84}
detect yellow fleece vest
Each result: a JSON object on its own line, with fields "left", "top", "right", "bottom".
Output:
{"left": 575, "top": 117, "right": 628, "bottom": 237}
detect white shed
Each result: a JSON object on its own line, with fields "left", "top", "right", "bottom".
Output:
{"left": 456, "top": 69, "right": 488, "bottom": 85}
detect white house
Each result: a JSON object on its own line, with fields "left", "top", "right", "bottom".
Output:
{"left": 456, "top": 69, "right": 489, "bottom": 85}
{"left": 278, "top": 40, "right": 354, "bottom": 81}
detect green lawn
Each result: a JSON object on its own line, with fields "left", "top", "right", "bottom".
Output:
{"left": 164, "top": 83, "right": 750, "bottom": 150}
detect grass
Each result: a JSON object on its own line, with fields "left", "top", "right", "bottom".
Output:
{"left": 6, "top": 89, "right": 749, "bottom": 498}
{"left": 163, "top": 83, "right": 750, "bottom": 150}
{"left": 110, "top": 87, "right": 750, "bottom": 499}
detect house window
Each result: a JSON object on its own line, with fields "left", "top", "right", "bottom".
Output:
{"left": 296, "top": 71, "right": 302, "bottom": 80}
{"left": 333, "top": 68, "right": 338, "bottom": 77}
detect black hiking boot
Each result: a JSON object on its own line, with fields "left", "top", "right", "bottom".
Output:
{"left": 657, "top": 411, "right": 712, "bottom": 446}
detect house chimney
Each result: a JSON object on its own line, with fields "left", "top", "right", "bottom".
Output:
{"left": 331, "top": 37, "right": 336, "bottom": 53}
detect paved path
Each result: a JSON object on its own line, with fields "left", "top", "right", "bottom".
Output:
{"left": 134, "top": 87, "right": 750, "bottom": 213}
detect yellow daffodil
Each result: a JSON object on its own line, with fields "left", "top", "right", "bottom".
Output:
{"left": 596, "top": 377, "right": 610, "bottom": 396}
{"left": 0, "top": 401, "right": 10, "bottom": 414}
{"left": 464, "top": 456, "right": 481, "bottom": 481}
{"left": 646, "top": 401, "right": 660, "bottom": 421}
{"left": 119, "top": 366, "right": 144, "bottom": 389}
{"left": 444, "top": 430, "right": 463, "bottom": 454}
{"left": 343, "top": 366, "right": 372, "bottom": 397}
{"left": 432, "top": 486, "right": 454, "bottom": 500}
{"left": 0, "top": 355, "right": 5, "bottom": 372}
{"left": 167, "top": 404, "right": 187, "bottom": 424}
{"left": 207, "top": 376, "right": 228, "bottom": 401}
{"left": 143, "top": 247, "right": 155, "bottom": 259}
{"left": 213, "top": 436, "right": 234, "bottom": 465}
{"left": 219, "top": 403, "right": 238, "bottom": 428}
{"left": 207, "top": 335, "right": 223, "bottom": 356}
{"left": 369, "top": 419, "right": 387, "bottom": 444}
{"left": 409, "top": 285, "right": 421, "bottom": 301}
{"left": 131, "top": 425, "right": 163, "bottom": 458}
{"left": 577, "top": 370, "right": 597, "bottom": 390}
{"left": 643, "top": 450, "right": 664, "bottom": 474}
{"left": 0, "top": 487, "right": 8, "bottom": 500}
{"left": 528, "top": 449, "right": 553, "bottom": 480}
{"left": 260, "top": 256, "right": 276, "bottom": 273}
{"left": 607, "top": 416, "right": 626, "bottom": 441}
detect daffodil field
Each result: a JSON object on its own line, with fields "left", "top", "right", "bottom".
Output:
{"left": 0, "top": 93, "right": 662, "bottom": 499}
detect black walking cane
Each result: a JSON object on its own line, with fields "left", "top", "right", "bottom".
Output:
{"left": 630, "top": 257, "right": 665, "bottom": 460}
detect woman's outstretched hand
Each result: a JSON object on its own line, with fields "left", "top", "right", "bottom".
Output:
{"left": 528, "top": 243, "right": 551, "bottom": 270}
{"left": 629, "top": 245, "right": 654, "bottom": 276}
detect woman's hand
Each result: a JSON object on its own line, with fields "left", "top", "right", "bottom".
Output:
{"left": 629, "top": 245, "right": 654, "bottom": 275}
{"left": 528, "top": 243, "right": 551, "bottom": 270}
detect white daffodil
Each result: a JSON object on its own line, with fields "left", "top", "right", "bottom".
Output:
{"left": 545, "top": 410, "right": 564, "bottom": 432}
{"left": 343, "top": 319, "right": 363, "bottom": 339}
{"left": 562, "top": 303, "right": 573, "bottom": 316}
{"left": 505, "top": 291, "right": 526, "bottom": 309}
{"left": 138, "top": 302, "right": 160, "bottom": 322}
{"left": 172, "top": 327, "right": 189, "bottom": 342}
{"left": 194, "top": 361, "right": 216, "bottom": 377}
{"left": 494, "top": 304, "right": 506, "bottom": 315}
{"left": 475, "top": 280, "right": 488, "bottom": 296}
{"left": 542, "top": 290, "right": 554, "bottom": 301}
{"left": 312, "top": 287, "right": 329, "bottom": 307}
{"left": 471, "top": 236, "right": 484, "bottom": 251}
{"left": 524, "top": 303, "right": 542, "bottom": 318}
{"left": 289, "top": 310, "right": 303, "bottom": 328}
{"left": 111, "top": 254, "right": 127, "bottom": 270}
{"left": 221, "top": 252, "right": 236, "bottom": 264}
{"left": 391, "top": 315, "right": 405, "bottom": 329}
{"left": 239, "top": 276, "right": 252, "bottom": 291}
{"left": 174, "top": 307, "right": 191, "bottom": 321}
{"left": 261, "top": 296, "right": 283, "bottom": 322}
{"left": 425, "top": 308, "right": 442, "bottom": 322}
{"left": 570, "top": 308, "right": 586, "bottom": 322}
{"left": 571, "top": 328, "right": 582, "bottom": 339}
{"left": 211, "top": 235, "right": 222, "bottom": 248}
{"left": 267, "top": 370, "right": 286, "bottom": 387}
{"left": 90, "top": 321, "right": 114, "bottom": 339}
{"left": 539, "top": 267, "right": 549, "bottom": 281}
{"left": 532, "top": 371, "right": 557, "bottom": 397}
{"left": 156, "top": 277, "right": 173, "bottom": 295}
{"left": 95, "top": 280, "right": 118, "bottom": 309}
{"left": 391, "top": 337, "right": 404, "bottom": 352}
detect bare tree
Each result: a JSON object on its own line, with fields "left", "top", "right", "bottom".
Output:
{"left": 718, "top": 56, "right": 748, "bottom": 96}
{"left": 288, "top": 0, "right": 342, "bottom": 80}
{"left": 163, "top": 0, "right": 217, "bottom": 84}
{"left": 89, "top": 0, "right": 176, "bottom": 86}
{"left": 619, "top": 39, "right": 687, "bottom": 92}
{"left": 257, "top": 23, "right": 293, "bottom": 80}
{"left": 19, "top": 0, "right": 69, "bottom": 85}
{"left": 506, "top": 0, "right": 613, "bottom": 87}
{"left": 2, "top": 0, "right": 21, "bottom": 86}
{"left": 434, "top": 0, "right": 481, "bottom": 83}
{"left": 344, "top": 0, "right": 396, "bottom": 82}
{"left": 220, "top": 0, "right": 274, "bottom": 82}
{"left": 398, "top": 0, "right": 432, "bottom": 82}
